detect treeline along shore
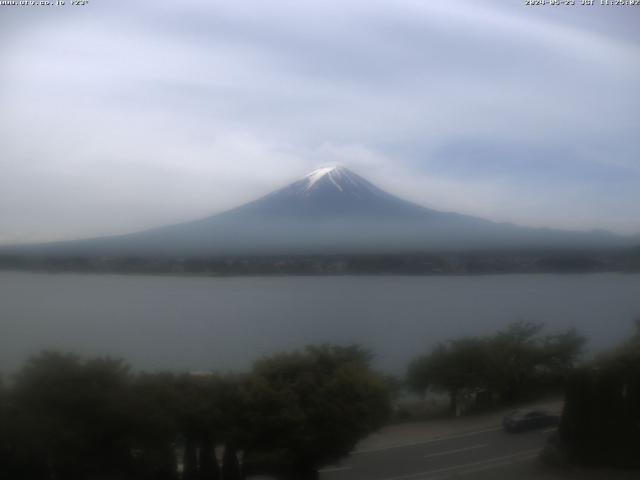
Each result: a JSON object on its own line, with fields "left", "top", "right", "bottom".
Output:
{"left": 1, "top": 247, "right": 639, "bottom": 276}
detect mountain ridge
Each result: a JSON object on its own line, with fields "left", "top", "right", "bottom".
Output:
{"left": 2, "top": 166, "right": 637, "bottom": 257}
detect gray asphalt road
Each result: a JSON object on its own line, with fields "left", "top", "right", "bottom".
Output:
{"left": 319, "top": 425, "right": 557, "bottom": 480}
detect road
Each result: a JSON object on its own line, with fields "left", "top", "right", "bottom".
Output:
{"left": 319, "top": 425, "right": 556, "bottom": 480}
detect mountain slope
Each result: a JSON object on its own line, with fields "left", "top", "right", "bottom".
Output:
{"left": 3, "top": 166, "right": 634, "bottom": 256}
{"left": 230, "top": 166, "right": 431, "bottom": 219}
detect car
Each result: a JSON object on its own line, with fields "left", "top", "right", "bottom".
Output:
{"left": 502, "top": 410, "right": 560, "bottom": 433}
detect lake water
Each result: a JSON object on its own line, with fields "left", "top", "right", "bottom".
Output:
{"left": 1, "top": 271, "right": 639, "bottom": 375}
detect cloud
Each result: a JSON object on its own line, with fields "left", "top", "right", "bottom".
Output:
{"left": 1, "top": 0, "right": 639, "bottom": 243}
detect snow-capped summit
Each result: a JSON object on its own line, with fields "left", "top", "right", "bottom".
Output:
{"left": 291, "top": 165, "right": 380, "bottom": 197}
{"left": 304, "top": 165, "right": 341, "bottom": 189}
{"left": 303, "top": 165, "right": 350, "bottom": 193}
{"left": 233, "top": 165, "right": 421, "bottom": 219}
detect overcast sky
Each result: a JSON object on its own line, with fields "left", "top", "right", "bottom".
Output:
{"left": 1, "top": 0, "right": 639, "bottom": 244}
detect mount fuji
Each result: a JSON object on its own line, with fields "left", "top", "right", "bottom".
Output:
{"left": 5, "top": 166, "right": 634, "bottom": 257}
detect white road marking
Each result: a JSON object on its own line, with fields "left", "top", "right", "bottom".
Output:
{"left": 376, "top": 448, "right": 541, "bottom": 480}
{"left": 318, "top": 466, "right": 352, "bottom": 473}
{"left": 423, "top": 443, "right": 488, "bottom": 459}
{"left": 457, "top": 452, "right": 539, "bottom": 476}
{"left": 541, "top": 427, "right": 557, "bottom": 433}
{"left": 354, "top": 426, "right": 502, "bottom": 455}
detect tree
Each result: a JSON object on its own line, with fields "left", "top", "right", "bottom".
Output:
{"left": 243, "top": 344, "right": 391, "bottom": 479}
{"left": 0, "top": 345, "right": 391, "bottom": 480}
{"left": 407, "top": 338, "right": 490, "bottom": 414}
{"left": 487, "top": 322, "right": 585, "bottom": 402}
{"left": 539, "top": 328, "right": 586, "bottom": 378}
{"left": 407, "top": 321, "right": 587, "bottom": 413}
{"left": 128, "top": 372, "right": 181, "bottom": 480}
{"left": 559, "top": 320, "right": 640, "bottom": 468}
{"left": 10, "top": 352, "right": 134, "bottom": 480}
{"left": 487, "top": 321, "right": 546, "bottom": 402}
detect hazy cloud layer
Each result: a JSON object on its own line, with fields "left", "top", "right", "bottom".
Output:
{"left": 1, "top": 0, "right": 639, "bottom": 244}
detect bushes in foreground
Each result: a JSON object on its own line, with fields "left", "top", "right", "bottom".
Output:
{"left": 0, "top": 345, "right": 391, "bottom": 480}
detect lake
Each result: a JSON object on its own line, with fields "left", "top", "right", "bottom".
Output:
{"left": 1, "top": 271, "right": 639, "bottom": 375}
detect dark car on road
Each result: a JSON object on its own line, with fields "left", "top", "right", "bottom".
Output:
{"left": 502, "top": 410, "right": 560, "bottom": 433}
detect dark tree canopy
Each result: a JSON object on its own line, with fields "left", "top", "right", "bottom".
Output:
{"left": 559, "top": 320, "right": 640, "bottom": 468}
{"left": 406, "top": 321, "right": 586, "bottom": 413}
{"left": 0, "top": 345, "right": 391, "bottom": 480}
{"left": 245, "top": 344, "right": 391, "bottom": 476}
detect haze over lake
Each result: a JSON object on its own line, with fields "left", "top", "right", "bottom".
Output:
{"left": 1, "top": 271, "right": 638, "bottom": 375}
